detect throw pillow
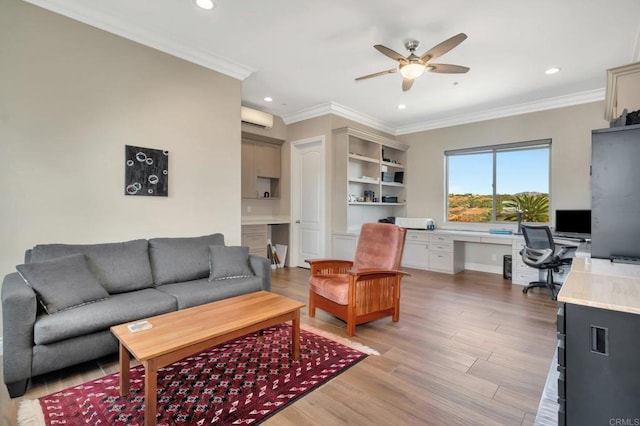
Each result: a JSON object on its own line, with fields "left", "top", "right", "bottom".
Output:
{"left": 208, "top": 246, "right": 254, "bottom": 281}
{"left": 149, "top": 233, "right": 226, "bottom": 285}
{"left": 16, "top": 254, "right": 110, "bottom": 314}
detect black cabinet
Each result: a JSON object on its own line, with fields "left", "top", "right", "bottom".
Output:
{"left": 591, "top": 124, "right": 640, "bottom": 260}
{"left": 559, "top": 302, "right": 640, "bottom": 425}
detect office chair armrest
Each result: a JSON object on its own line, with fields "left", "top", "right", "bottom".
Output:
{"left": 555, "top": 245, "right": 577, "bottom": 258}
{"left": 305, "top": 259, "right": 353, "bottom": 275}
{"left": 521, "top": 247, "right": 553, "bottom": 267}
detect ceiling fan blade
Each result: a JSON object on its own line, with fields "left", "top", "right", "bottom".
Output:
{"left": 355, "top": 68, "right": 398, "bottom": 81}
{"left": 420, "top": 33, "right": 467, "bottom": 61}
{"left": 428, "top": 63, "right": 470, "bottom": 74}
{"left": 402, "top": 78, "right": 414, "bottom": 92}
{"left": 374, "top": 45, "right": 407, "bottom": 62}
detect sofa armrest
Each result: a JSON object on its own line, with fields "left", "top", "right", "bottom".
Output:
{"left": 249, "top": 255, "right": 271, "bottom": 292}
{"left": 2, "top": 272, "right": 37, "bottom": 385}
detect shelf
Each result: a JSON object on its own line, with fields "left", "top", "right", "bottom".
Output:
{"left": 349, "top": 177, "right": 380, "bottom": 184}
{"left": 348, "top": 202, "right": 406, "bottom": 206}
{"left": 381, "top": 161, "right": 405, "bottom": 169}
{"left": 381, "top": 181, "right": 404, "bottom": 187}
{"left": 349, "top": 153, "right": 378, "bottom": 164}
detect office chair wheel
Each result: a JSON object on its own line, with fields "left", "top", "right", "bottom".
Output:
{"left": 522, "top": 288, "right": 528, "bottom": 294}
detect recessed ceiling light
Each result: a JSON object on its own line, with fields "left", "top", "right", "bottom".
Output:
{"left": 264, "top": 97, "right": 273, "bottom": 102}
{"left": 545, "top": 67, "right": 561, "bottom": 75}
{"left": 397, "top": 104, "right": 407, "bottom": 110}
{"left": 195, "top": 0, "right": 215, "bottom": 10}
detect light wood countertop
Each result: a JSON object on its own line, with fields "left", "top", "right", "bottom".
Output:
{"left": 241, "top": 216, "right": 290, "bottom": 225}
{"left": 557, "top": 257, "right": 640, "bottom": 315}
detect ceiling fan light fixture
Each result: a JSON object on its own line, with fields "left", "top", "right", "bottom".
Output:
{"left": 195, "top": 0, "right": 215, "bottom": 10}
{"left": 400, "top": 63, "right": 426, "bottom": 80}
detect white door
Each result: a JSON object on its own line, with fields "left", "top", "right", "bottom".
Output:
{"left": 291, "top": 137, "right": 326, "bottom": 267}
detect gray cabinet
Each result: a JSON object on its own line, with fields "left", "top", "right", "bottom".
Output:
{"left": 241, "top": 141, "right": 257, "bottom": 199}
{"left": 558, "top": 302, "right": 640, "bottom": 425}
{"left": 255, "top": 142, "right": 280, "bottom": 178}
{"left": 241, "top": 136, "right": 282, "bottom": 199}
{"left": 241, "top": 225, "right": 268, "bottom": 257}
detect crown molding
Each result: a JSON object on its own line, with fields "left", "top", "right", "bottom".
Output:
{"left": 283, "top": 102, "right": 397, "bottom": 135}
{"left": 284, "top": 89, "right": 605, "bottom": 136}
{"left": 23, "top": 0, "right": 254, "bottom": 80}
{"left": 395, "top": 88, "right": 606, "bottom": 135}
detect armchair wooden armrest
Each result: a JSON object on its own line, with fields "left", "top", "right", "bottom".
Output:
{"left": 348, "top": 268, "right": 410, "bottom": 279}
{"left": 305, "top": 259, "right": 353, "bottom": 275}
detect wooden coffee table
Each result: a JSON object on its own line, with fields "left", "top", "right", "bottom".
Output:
{"left": 110, "top": 291, "right": 305, "bottom": 426}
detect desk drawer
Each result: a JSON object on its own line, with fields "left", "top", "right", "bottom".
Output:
{"left": 243, "top": 224, "right": 268, "bottom": 235}
{"left": 430, "top": 242, "right": 452, "bottom": 252}
{"left": 242, "top": 224, "right": 268, "bottom": 256}
{"left": 429, "top": 251, "right": 453, "bottom": 273}
{"left": 406, "top": 231, "right": 430, "bottom": 243}
{"left": 431, "top": 235, "right": 452, "bottom": 244}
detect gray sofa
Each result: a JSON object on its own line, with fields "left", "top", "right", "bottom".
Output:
{"left": 1, "top": 233, "right": 271, "bottom": 398}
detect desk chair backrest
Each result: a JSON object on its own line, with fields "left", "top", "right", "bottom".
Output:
{"left": 521, "top": 224, "right": 555, "bottom": 267}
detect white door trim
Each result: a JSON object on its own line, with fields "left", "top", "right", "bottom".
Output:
{"left": 290, "top": 136, "right": 326, "bottom": 267}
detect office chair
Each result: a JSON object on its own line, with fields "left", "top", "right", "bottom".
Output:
{"left": 305, "top": 223, "right": 408, "bottom": 336}
{"left": 520, "top": 224, "right": 575, "bottom": 300}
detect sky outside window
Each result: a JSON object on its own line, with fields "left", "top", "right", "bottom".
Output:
{"left": 496, "top": 148, "right": 548, "bottom": 194}
{"left": 447, "top": 145, "right": 550, "bottom": 223}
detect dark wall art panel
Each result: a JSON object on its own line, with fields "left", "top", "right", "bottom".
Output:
{"left": 124, "top": 145, "right": 168, "bottom": 196}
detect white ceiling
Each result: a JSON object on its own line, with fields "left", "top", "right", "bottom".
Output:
{"left": 25, "top": 0, "right": 640, "bottom": 134}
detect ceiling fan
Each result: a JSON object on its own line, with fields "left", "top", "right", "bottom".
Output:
{"left": 355, "top": 33, "right": 470, "bottom": 92}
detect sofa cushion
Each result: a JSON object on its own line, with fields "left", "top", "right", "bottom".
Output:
{"left": 33, "top": 288, "right": 177, "bottom": 345}
{"left": 157, "top": 277, "right": 263, "bottom": 310}
{"left": 208, "top": 245, "right": 254, "bottom": 281}
{"left": 16, "top": 254, "right": 110, "bottom": 314}
{"left": 29, "top": 240, "right": 153, "bottom": 294}
{"left": 149, "top": 234, "right": 225, "bottom": 285}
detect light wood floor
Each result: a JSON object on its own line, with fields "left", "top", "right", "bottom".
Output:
{"left": 1, "top": 267, "right": 559, "bottom": 425}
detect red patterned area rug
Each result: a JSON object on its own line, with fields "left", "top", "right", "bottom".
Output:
{"left": 18, "top": 325, "right": 376, "bottom": 425}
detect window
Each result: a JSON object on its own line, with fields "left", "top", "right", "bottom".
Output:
{"left": 446, "top": 140, "right": 550, "bottom": 223}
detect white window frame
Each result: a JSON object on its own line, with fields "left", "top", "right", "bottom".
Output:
{"left": 445, "top": 139, "right": 551, "bottom": 225}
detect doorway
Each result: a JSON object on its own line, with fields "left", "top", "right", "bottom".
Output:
{"left": 290, "top": 137, "right": 326, "bottom": 268}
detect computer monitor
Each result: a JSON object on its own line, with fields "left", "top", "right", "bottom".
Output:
{"left": 554, "top": 209, "right": 591, "bottom": 235}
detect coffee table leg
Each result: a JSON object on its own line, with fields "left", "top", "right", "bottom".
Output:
{"left": 292, "top": 309, "right": 300, "bottom": 361}
{"left": 119, "top": 342, "right": 130, "bottom": 396}
{"left": 144, "top": 360, "right": 157, "bottom": 426}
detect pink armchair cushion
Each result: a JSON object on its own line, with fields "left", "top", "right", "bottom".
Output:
{"left": 309, "top": 274, "right": 349, "bottom": 305}
{"left": 353, "top": 223, "right": 406, "bottom": 270}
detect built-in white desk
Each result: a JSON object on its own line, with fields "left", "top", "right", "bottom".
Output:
{"left": 333, "top": 228, "right": 544, "bottom": 284}
{"left": 333, "top": 228, "right": 590, "bottom": 284}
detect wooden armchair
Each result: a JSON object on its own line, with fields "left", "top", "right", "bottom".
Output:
{"left": 305, "top": 223, "right": 408, "bottom": 336}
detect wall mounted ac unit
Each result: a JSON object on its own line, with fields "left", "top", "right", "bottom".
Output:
{"left": 241, "top": 106, "right": 273, "bottom": 129}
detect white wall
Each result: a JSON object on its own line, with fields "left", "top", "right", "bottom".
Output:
{"left": 398, "top": 101, "right": 609, "bottom": 221}
{"left": 397, "top": 101, "right": 609, "bottom": 270}
{"left": 0, "top": 0, "right": 243, "bottom": 335}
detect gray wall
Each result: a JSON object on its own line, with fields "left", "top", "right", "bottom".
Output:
{"left": 0, "top": 0, "right": 243, "bottom": 336}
